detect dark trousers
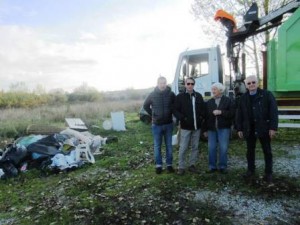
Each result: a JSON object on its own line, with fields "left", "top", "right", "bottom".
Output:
{"left": 246, "top": 132, "right": 273, "bottom": 175}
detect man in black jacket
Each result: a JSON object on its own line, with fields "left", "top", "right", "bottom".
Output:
{"left": 143, "top": 76, "right": 176, "bottom": 174}
{"left": 174, "top": 77, "right": 206, "bottom": 175}
{"left": 236, "top": 75, "right": 278, "bottom": 183}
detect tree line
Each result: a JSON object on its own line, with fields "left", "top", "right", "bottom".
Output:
{"left": 0, "top": 91, "right": 102, "bottom": 108}
{"left": 0, "top": 84, "right": 151, "bottom": 109}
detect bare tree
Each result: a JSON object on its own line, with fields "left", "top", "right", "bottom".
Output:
{"left": 9, "top": 82, "right": 29, "bottom": 93}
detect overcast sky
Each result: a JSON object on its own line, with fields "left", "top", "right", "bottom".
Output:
{"left": 0, "top": 0, "right": 216, "bottom": 92}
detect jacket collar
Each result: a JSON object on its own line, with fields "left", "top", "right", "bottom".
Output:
{"left": 154, "top": 86, "right": 171, "bottom": 93}
{"left": 247, "top": 88, "right": 264, "bottom": 98}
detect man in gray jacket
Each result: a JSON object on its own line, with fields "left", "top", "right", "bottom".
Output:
{"left": 143, "top": 76, "right": 175, "bottom": 174}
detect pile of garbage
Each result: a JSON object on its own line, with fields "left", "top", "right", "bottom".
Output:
{"left": 0, "top": 128, "right": 108, "bottom": 179}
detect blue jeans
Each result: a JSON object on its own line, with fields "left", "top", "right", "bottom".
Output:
{"left": 208, "top": 128, "right": 230, "bottom": 170}
{"left": 152, "top": 123, "right": 173, "bottom": 168}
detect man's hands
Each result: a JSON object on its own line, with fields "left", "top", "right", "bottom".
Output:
{"left": 238, "top": 131, "right": 243, "bottom": 139}
{"left": 213, "top": 110, "right": 222, "bottom": 116}
{"left": 269, "top": 130, "right": 276, "bottom": 139}
{"left": 237, "top": 130, "right": 276, "bottom": 139}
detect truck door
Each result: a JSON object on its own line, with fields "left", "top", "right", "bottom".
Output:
{"left": 172, "top": 47, "right": 222, "bottom": 97}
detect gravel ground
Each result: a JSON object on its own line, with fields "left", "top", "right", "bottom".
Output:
{"left": 229, "top": 145, "right": 300, "bottom": 177}
{"left": 195, "top": 145, "right": 300, "bottom": 225}
{"left": 194, "top": 188, "right": 299, "bottom": 225}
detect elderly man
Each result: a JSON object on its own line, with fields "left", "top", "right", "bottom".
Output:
{"left": 236, "top": 75, "right": 278, "bottom": 183}
{"left": 203, "top": 82, "right": 235, "bottom": 174}
{"left": 143, "top": 76, "right": 175, "bottom": 174}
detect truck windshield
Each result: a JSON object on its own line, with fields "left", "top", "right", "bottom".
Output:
{"left": 180, "top": 54, "right": 209, "bottom": 80}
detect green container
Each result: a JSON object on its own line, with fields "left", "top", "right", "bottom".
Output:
{"left": 268, "top": 7, "right": 300, "bottom": 96}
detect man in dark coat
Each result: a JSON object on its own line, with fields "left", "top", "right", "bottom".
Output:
{"left": 236, "top": 75, "right": 278, "bottom": 183}
{"left": 143, "top": 76, "right": 175, "bottom": 174}
{"left": 174, "top": 77, "right": 206, "bottom": 175}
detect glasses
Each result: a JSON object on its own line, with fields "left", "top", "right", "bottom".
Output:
{"left": 186, "top": 83, "right": 195, "bottom": 86}
{"left": 247, "top": 81, "right": 256, "bottom": 85}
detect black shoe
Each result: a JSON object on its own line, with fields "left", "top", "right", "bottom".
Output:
{"left": 155, "top": 167, "right": 162, "bottom": 174}
{"left": 188, "top": 165, "right": 198, "bottom": 173}
{"left": 177, "top": 168, "right": 185, "bottom": 175}
{"left": 263, "top": 174, "right": 273, "bottom": 183}
{"left": 207, "top": 169, "right": 217, "bottom": 173}
{"left": 166, "top": 166, "right": 175, "bottom": 173}
{"left": 219, "top": 169, "right": 228, "bottom": 174}
{"left": 242, "top": 170, "right": 254, "bottom": 179}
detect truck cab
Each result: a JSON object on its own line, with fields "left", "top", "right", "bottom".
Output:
{"left": 171, "top": 46, "right": 224, "bottom": 98}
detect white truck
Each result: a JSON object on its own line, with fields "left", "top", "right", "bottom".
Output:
{"left": 171, "top": 45, "right": 231, "bottom": 98}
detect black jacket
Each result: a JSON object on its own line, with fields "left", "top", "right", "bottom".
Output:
{"left": 174, "top": 90, "right": 205, "bottom": 130}
{"left": 236, "top": 88, "right": 278, "bottom": 137}
{"left": 143, "top": 86, "right": 175, "bottom": 125}
{"left": 204, "top": 95, "right": 235, "bottom": 131}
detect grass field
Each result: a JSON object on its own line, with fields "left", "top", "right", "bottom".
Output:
{"left": 0, "top": 102, "right": 299, "bottom": 224}
{"left": 0, "top": 100, "right": 143, "bottom": 140}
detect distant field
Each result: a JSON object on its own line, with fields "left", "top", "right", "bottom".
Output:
{"left": 0, "top": 99, "right": 143, "bottom": 141}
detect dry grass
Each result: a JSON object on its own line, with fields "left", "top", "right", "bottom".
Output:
{"left": 0, "top": 99, "right": 143, "bottom": 138}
